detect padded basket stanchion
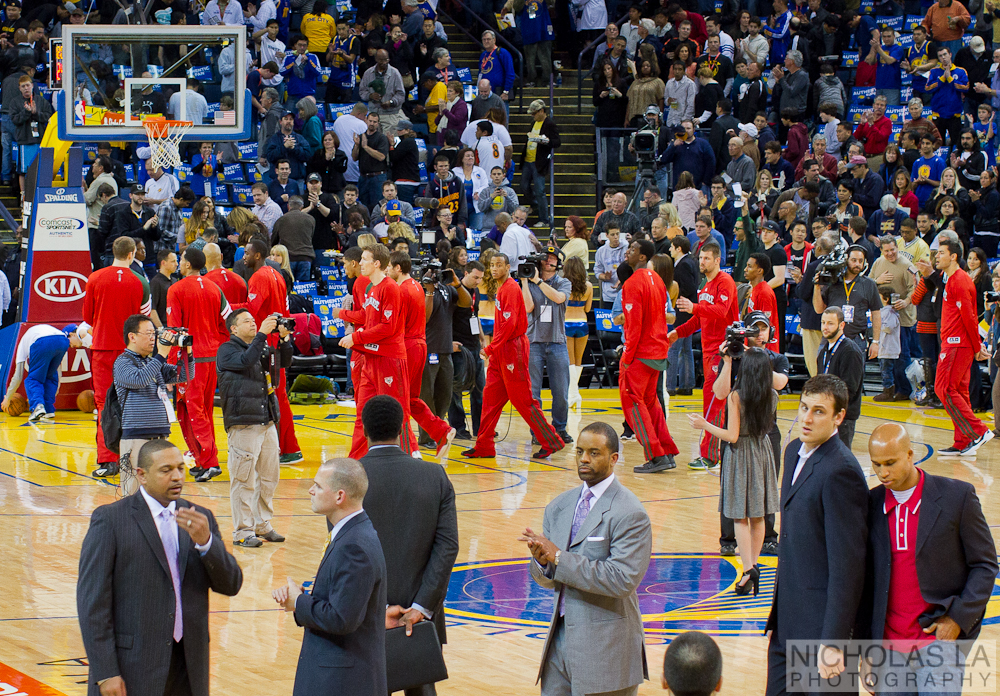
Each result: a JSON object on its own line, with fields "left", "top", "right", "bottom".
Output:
{"left": 143, "top": 117, "right": 193, "bottom": 170}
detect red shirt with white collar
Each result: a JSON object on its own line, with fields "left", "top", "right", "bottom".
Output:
{"left": 883, "top": 469, "right": 936, "bottom": 646}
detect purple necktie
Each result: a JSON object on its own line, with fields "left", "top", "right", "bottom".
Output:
{"left": 558, "top": 489, "right": 593, "bottom": 616}
{"left": 160, "top": 509, "right": 184, "bottom": 642}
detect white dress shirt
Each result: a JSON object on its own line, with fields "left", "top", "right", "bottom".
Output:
{"left": 329, "top": 508, "right": 366, "bottom": 545}
{"left": 791, "top": 435, "right": 837, "bottom": 485}
{"left": 139, "top": 486, "right": 213, "bottom": 554}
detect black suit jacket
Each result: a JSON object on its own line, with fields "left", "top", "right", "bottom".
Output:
{"left": 857, "top": 473, "right": 998, "bottom": 642}
{"left": 293, "top": 512, "right": 387, "bottom": 696}
{"left": 816, "top": 337, "right": 864, "bottom": 421}
{"left": 673, "top": 254, "right": 699, "bottom": 327}
{"left": 766, "top": 435, "right": 868, "bottom": 645}
{"left": 710, "top": 114, "right": 740, "bottom": 173}
{"left": 360, "top": 445, "right": 460, "bottom": 643}
{"left": 77, "top": 494, "right": 243, "bottom": 696}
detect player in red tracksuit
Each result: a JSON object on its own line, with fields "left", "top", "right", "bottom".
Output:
{"left": 336, "top": 247, "right": 371, "bottom": 400}
{"left": 231, "top": 239, "right": 302, "bottom": 462}
{"left": 670, "top": 240, "right": 739, "bottom": 469}
{"left": 388, "top": 250, "right": 456, "bottom": 459}
{"left": 620, "top": 240, "right": 680, "bottom": 473}
{"left": 934, "top": 238, "right": 994, "bottom": 456}
{"left": 745, "top": 252, "right": 780, "bottom": 353}
{"left": 204, "top": 252, "right": 248, "bottom": 306}
{"left": 462, "top": 253, "right": 564, "bottom": 459}
{"left": 166, "top": 247, "right": 231, "bottom": 481}
{"left": 333, "top": 244, "right": 414, "bottom": 459}
{"left": 82, "top": 237, "right": 151, "bottom": 477}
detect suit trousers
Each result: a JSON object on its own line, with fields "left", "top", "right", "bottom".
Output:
{"left": 937, "top": 345, "right": 988, "bottom": 449}
{"left": 767, "top": 635, "right": 849, "bottom": 696}
{"left": 801, "top": 329, "right": 822, "bottom": 377}
{"left": 540, "top": 620, "right": 638, "bottom": 696}
{"left": 163, "top": 639, "right": 193, "bottom": 696}
{"left": 92, "top": 348, "right": 123, "bottom": 463}
{"left": 700, "top": 354, "right": 725, "bottom": 463}
{"left": 227, "top": 422, "right": 280, "bottom": 541}
{"left": 175, "top": 360, "right": 220, "bottom": 470}
{"left": 276, "top": 368, "right": 300, "bottom": 455}
{"left": 619, "top": 360, "right": 679, "bottom": 461}
{"left": 405, "top": 338, "right": 452, "bottom": 448}
{"left": 474, "top": 338, "right": 563, "bottom": 456}
{"left": 349, "top": 353, "right": 414, "bottom": 458}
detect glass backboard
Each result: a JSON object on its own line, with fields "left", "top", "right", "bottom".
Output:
{"left": 57, "top": 25, "right": 252, "bottom": 142}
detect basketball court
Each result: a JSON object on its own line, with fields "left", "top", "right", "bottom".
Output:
{"left": 2, "top": 390, "right": 999, "bottom": 695}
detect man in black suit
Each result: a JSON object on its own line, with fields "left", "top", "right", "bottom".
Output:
{"left": 858, "top": 423, "right": 998, "bottom": 687}
{"left": 816, "top": 306, "right": 864, "bottom": 448}
{"left": 273, "top": 458, "right": 387, "bottom": 696}
{"left": 668, "top": 235, "right": 699, "bottom": 396}
{"left": 765, "top": 374, "right": 868, "bottom": 696}
{"left": 360, "top": 395, "right": 459, "bottom": 696}
{"left": 77, "top": 440, "right": 243, "bottom": 696}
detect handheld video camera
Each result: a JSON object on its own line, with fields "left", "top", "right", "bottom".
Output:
{"left": 724, "top": 322, "right": 760, "bottom": 358}
{"left": 518, "top": 245, "right": 563, "bottom": 279}
{"left": 158, "top": 326, "right": 193, "bottom": 348}
{"left": 412, "top": 254, "right": 454, "bottom": 286}
{"left": 815, "top": 240, "right": 849, "bottom": 286}
{"left": 986, "top": 291, "right": 1000, "bottom": 304}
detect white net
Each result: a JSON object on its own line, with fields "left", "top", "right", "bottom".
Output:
{"left": 144, "top": 120, "right": 193, "bottom": 170}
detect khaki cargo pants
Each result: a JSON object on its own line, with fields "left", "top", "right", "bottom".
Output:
{"left": 227, "top": 423, "right": 280, "bottom": 541}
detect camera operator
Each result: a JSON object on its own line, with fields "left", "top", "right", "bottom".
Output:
{"left": 217, "top": 309, "right": 291, "bottom": 548}
{"left": 112, "top": 313, "right": 179, "bottom": 494}
{"left": 522, "top": 248, "right": 574, "bottom": 445}
{"left": 812, "top": 245, "right": 881, "bottom": 360}
{"left": 712, "top": 311, "right": 788, "bottom": 557}
{"left": 817, "top": 306, "right": 865, "bottom": 447}
{"left": 794, "top": 233, "right": 838, "bottom": 377}
{"left": 629, "top": 106, "right": 672, "bottom": 200}
{"left": 450, "top": 261, "right": 486, "bottom": 441}
{"left": 166, "top": 247, "right": 232, "bottom": 483}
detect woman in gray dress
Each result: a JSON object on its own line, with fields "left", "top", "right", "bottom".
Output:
{"left": 689, "top": 347, "right": 779, "bottom": 597}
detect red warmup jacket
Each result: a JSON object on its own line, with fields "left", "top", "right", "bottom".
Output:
{"left": 675, "top": 269, "right": 739, "bottom": 353}
{"left": 940, "top": 268, "right": 982, "bottom": 354}
{"left": 204, "top": 268, "right": 248, "bottom": 306}
{"left": 400, "top": 277, "right": 427, "bottom": 341}
{"left": 747, "top": 281, "right": 779, "bottom": 352}
{"left": 232, "top": 264, "right": 289, "bottom": 347}
{"left": 83, "top": 266, "right": 151, "bottom": 351}
{"left": 352, "top": 275, "right": 406, "bottom": 359}
{"left": 620, "top": 268, "right": 670, "bottom": 366}
{"left": 338, "top": 276, "right": 372, "bottom": 328}
{"left": 166, "top": 275, "right": 231, "bottom": 358}
{"left": 487, "top": 277, "right": 526, "bottom": 357}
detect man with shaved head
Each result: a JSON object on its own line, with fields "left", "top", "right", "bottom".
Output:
{"left": 204, "top": 243, "right": 249, "bottom": 307}
{"left": 857, "top": 423, "right": 998, "bottom": 689}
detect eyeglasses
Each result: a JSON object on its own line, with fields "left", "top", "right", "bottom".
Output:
{"left": 133, "top": 330, "right": 157, "bottom": 338}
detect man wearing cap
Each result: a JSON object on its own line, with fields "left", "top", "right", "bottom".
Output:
{"left": 371, "top": 180, "right": 416, "bottom": 227}
{"left": 110, "top": 183, "right": 162, "bottom": 256}
{"left": 745, "top": 254, "right": 780, "bottom": 353}
{"left": 265, "top": 112, "right": 311, "bottom": 183}
{"left": 1, "top": 1, "right": 27, "bottom": 37}
{"left": 847, "top": 155, "right": 886, "bottom": 219}
{"left": 520, "top": 100, "right": 561, "bottom": 229}
{"left": 372, "top": 199, "right": 412, "bottom": 239}
{"left": 2, "top": 323, "right": 83, "bottom": 422}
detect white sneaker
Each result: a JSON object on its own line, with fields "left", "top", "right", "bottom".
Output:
{"left": 960, "top": 430, "right": 996, "bottom": 457}
{"left": 41, "top": 412, "right": 55, "bottom": 421}
{"left": 27, "top": 405, "right": 45, "bottom": 423}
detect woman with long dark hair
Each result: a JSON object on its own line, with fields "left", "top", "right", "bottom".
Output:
{"left": 307, "top": 131, "right": 348, "bottom": 195}
{"left": 689, "top": 347, "right": 778, "bottom": 597}
{"left": 562, "top": 256, "right": 593, "bottom": 409}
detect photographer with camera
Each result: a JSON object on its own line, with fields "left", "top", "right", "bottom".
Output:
{"left": 816, "top": 306, "right": 865, "bottom": 447}
{"left": 450, "top": 261, "right": 486, "bottom": 440}
{"left": 522, "top": 247, "right": 575, "bottom": 446}
{"left": 812, "top": 245, "right": 882, "bottom": 360}
{"left": 166, "top": 247, "right": 232, "bottom": 483}
{"left": 668, "top": 241, "right": 739, "bottom": 471}
{"left": 217, "top": 310, "right": 291, "bottom": 548}
{"left": 111, "top": 314, "right": 180, "bottom": 494}
{"left": 795, "top": 233, "right": 839, "bottom": 376}
{"left": 709, "top": 311, "right": 787, "bottom": 557}
{"left": 461, "top": 253, "right": 565, "bottom": 460}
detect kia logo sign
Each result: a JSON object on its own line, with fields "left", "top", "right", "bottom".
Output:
{"left": 38, "top": 217, "right": 85, "bottom": 230}
{"left": 34, "top": 271, "right": 88, "bottom": 302}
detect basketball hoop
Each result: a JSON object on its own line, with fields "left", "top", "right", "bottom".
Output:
{"left": 143, "top": 117, "right": 193, "bottom": 170}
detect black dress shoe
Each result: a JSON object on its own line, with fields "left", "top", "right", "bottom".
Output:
{"left": 761, "top": 540, "right": 779, "bottom": 555}
{"left": 92, "top": 462, "right": 119, "bottom": 478}
{"left": 556, "top": 430, "right": 574, "bottom": 444}
{"left": 720, "top": 543, "right": 737, "bottom": 556}
{"left": 633, "top": 455, "right": 676, "bottom": 473}
{"left": 454, "top": 430, "right": 473, "bottom": 441}
{"left": 677, "top": 388, "right": 693, "bottom": 396}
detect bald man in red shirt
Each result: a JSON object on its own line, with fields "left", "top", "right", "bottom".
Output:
{"left": 204, "top": 243, "right": 248, "bottom": 306}
{"left": 166, "top": 246, "right": 231, "bottom": 481}
{"left": 83, "top": 237, "right": 151, "bottom": 477}
{"left": 231, "top": 239, "right": 302, "bottom": 463}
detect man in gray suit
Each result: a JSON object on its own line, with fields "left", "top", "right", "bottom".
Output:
{"left": 360, "top": 395, "right": 460, "bottom": 696}
{"left": 520, "top": 421, "right": 652, "bottom": 696}
{"left": 77, "top": 440, "right": 243, "bottom": 696}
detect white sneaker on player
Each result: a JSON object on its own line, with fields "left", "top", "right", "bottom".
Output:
{"left": 27, "top": 405, "right": 45, "bottom": 423}
{"left": 960, "top": 430, "right": 995, "bottom": 457}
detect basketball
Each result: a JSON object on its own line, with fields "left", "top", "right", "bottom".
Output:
{"left": 77, "top": 390, "right": 96, "bottom": 413}
{"left": 4, "top": 393, "right": 27, "bottom": 416}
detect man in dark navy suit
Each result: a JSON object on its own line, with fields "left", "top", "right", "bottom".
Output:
{"left": 858, "top": 423, "right": 998, "bottom": 690}
{"left": 272, "top": 458, "right": 387, "bottom": 696}
{"left": 765, "top": 374, "right": 869, "bottom": 696}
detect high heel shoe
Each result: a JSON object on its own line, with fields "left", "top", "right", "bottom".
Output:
{"left": 734, "top": 565, "right": 760, "bottom": 596}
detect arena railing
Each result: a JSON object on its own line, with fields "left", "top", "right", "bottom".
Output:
{"left": 436, "top": 4, "right": 525, "bottom": 112}
{"left": 577, "top": 13, "right": 629, "bottom": 114}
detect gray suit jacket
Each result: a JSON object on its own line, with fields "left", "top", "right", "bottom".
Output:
{"left": 529, "top": 476, "right": 651, "bottom": 693}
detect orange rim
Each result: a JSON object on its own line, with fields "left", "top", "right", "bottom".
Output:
{"left": 143, "top": 118, "right": 193, "bottom": 139}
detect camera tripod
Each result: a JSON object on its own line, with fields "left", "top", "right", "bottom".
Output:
{"left": 627, "top": 163, "right": 660, "bottom": 217}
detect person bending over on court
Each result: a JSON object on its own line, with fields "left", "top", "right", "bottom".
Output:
{"left": 2, "top": 323, "right": 82, "bottom": 422}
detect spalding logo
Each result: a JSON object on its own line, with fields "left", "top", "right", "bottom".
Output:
{"left": 34, "top": 271, "right": 88, "bottom": 302}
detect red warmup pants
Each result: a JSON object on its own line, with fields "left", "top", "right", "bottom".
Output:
{"left": 91, "top": 348, "right": 122, "bottom": 463}
{"left": 276, "top": 368, "right": 299, "bottom": 455}
{"left": 620, "top": 361, "right": 679, "bottom": 461}
{"left": 700, "top": 354, "right": 725, "bottom": 463}
{"left": 349, "top": 354, "right": 414, "bottom": 458}
{"left": 936, "top": 345, "right": 987, "bottom": 449}
{"left": 405, "top": 338, "right": 451, "bottom": 451}
{"left": 175, "top": 360, "right": 219, "bottom": 469}
{"left": 473, "top": 338, "right": 563, "bottom": 457}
